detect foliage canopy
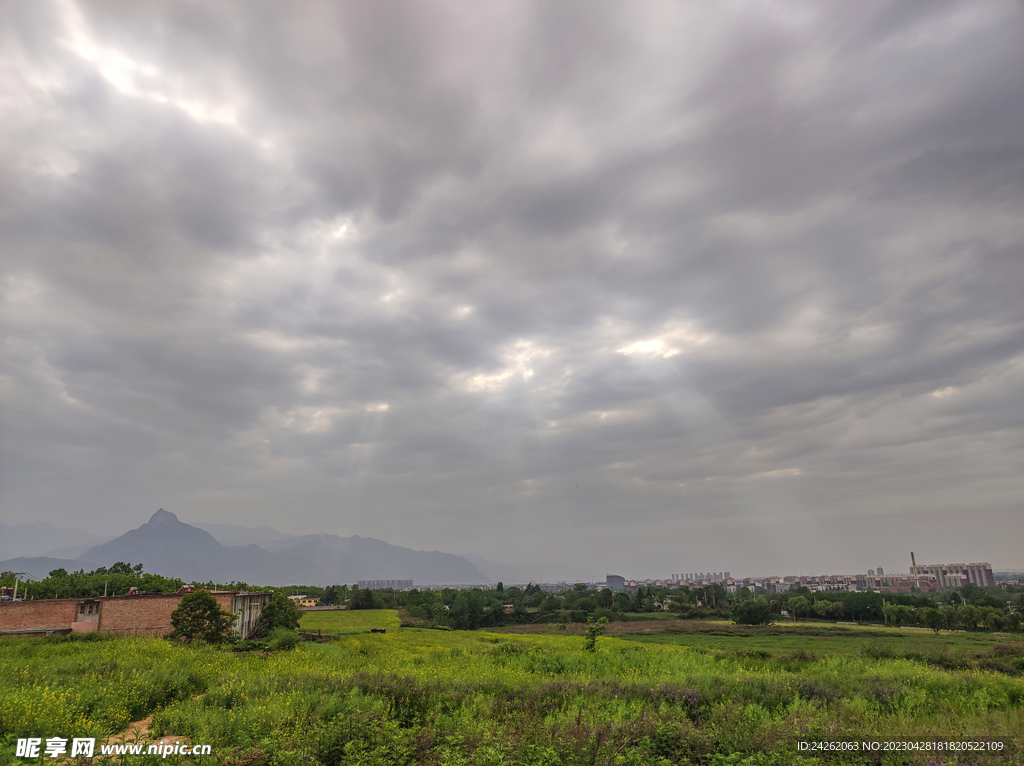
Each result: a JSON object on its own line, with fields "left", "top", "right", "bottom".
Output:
{"left": 166, "top": 589, "right": 236, "bottom": 645}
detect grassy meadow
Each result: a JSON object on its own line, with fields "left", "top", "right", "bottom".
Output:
{"left": 0, "top": 611, "right": 1021, "bottom": 765}
{"left": 298, "top": 609, "right": 401, "bottom": 634}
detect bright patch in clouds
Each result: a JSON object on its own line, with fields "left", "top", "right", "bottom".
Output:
{"left": 277, "top": 406, "right": 344, "bottom": 433}
{"left": 467, "top": 340, "right": 551, "bottom": 392}
{"left": 618, "top": 322, "right": 714, "bottom": 358}
{"left": 749, "top": 468, "right": 803, "bottom": 479}
{"left": 618, "top": 338, "right": 678, "bottom": 358}
{"left": 60, "top": 0, "right": 241, "bottom": 128}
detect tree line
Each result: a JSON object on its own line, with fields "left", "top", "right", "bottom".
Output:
{"left": 4, "top": 567, "right": 1019, "bottom": 634}
{"left": 373, "top": 580, "right": 1023, "bottom": 633}
{"left": 0, "top": 564, "right": 184, "bottom": 600}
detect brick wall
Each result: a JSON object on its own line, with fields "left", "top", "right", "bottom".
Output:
{"left": 97, "top": 594, "right": 182, "bottom": 636}
{"left": 0, "top": 599, "right": 78, "bottom": 631}
{"left": 98, "top": 592, "right": 236, "bottom": 637}
{"left": 1, "top": 591, "right": 241, "bottom": 637}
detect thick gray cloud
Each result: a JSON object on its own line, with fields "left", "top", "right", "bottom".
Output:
{"left": 2, "top": 1, "right": 1022, "bottom": 579}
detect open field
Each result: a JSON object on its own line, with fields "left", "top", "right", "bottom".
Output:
{"left": 2, "top": 612, "right": 1023, "bottom": 765}
{"left": 299, "top": 609, "right": 401, "bottom": 634}
{"left": 498, "top": 619, "right": 1024, "bottom": 670}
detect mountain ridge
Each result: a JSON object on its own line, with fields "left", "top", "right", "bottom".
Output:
{"left": 67, "top": 509, "right": 487, "bottom": 586}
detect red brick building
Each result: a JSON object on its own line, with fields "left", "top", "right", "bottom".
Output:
{"left": 0, "top": 590, "right": 272, "bottom": 639}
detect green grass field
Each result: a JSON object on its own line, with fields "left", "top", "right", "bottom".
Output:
{"left": 299, "top": 609, "right": 401, "bottom": 634}
{"left": 501, "top": 617, "right": 1024, "bottom": 666}
{"left": 2, "top": 613, "right": 1022, "bottom": 765}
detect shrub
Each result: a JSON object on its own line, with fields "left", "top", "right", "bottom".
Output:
{"left": 266, "top": 628, "right": 300, "bottom": 651}
{"left": 583, "top": 616, "right": 608, "bottom": 652}
{"left": 249, "top": 592, "right": 301, "bottom": 639}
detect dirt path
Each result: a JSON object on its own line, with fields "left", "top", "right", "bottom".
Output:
{"left": 103, "top": 715, "right": 189, "bottom": 749}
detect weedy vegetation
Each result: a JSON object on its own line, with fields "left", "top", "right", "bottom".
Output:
{"left": 0, "top": 611, "right": 1022, "bottom": 765}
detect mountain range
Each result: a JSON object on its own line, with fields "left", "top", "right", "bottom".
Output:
{"left": 0, "top": 521, "right": 113, "bottom": 561}
{"left": 1, "top": 509, "right": 488, "bottom": 586}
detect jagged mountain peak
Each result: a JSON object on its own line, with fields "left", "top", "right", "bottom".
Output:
{"left": 67, "top": 511, "right": 488, "bottom": 586}
{"left": 148, "top": 508, "right": 180, "bottom": 525}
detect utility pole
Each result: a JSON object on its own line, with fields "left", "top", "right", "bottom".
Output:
{"left": 12, "top": 573, "right": 26, "bottom": 601}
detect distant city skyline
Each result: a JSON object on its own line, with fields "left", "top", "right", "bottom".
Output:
{"left": 3, "top": 2, "right": 1023, "bottom": 576}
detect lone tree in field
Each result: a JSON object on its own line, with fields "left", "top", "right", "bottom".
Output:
{"left": 583, "top": 616, "right": 608, "bottom": 652}
{"left": 167, "top": 589, "right": 236, "bottom": 645}
{"left": 249, "top": 591, "right": 301, "bottom": 639}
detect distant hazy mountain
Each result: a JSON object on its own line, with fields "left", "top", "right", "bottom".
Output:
{"left": 261, "top": 534, "right": 487, "bottom": 585}
{"left": 458, "top": 553, "right": 526, "bottom": 584}
{"left": 193, "top": 522, "right": 295, "bottom": 548}
{"left": 78, "top": 509, "right": 297, "bottom": 584}
{"left": 43, "top": 541, "right": 119, "bottom": 559}
{"left": 73, "top": 509, "right": 487, "bottom": 586}
{"left": 459, "top": 552, "right": 599, "bottom": 585}
{"left": 0, "top": 522, "right": 112, "bottom": 560}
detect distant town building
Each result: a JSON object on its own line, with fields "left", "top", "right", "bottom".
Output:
{"left": 609, "top": 561, "right": 993, "bottom": 597}
{"left": 357, "top": 579, "right": 413, "bottom": 590}
{"left": 910, "top": 561, "right": 995, "bottom": 589}
{"left": 606, "top": 574, "right": 626, "bottom": 591}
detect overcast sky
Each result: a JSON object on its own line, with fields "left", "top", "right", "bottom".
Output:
{"left": 2, "top": 1, "right": 1023, "bottom": 580}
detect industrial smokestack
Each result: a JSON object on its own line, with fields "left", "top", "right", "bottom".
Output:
{"left": 911, "top": 552, "right": 917, "bottom": 573}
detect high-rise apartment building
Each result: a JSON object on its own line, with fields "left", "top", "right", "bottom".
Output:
{"left": 909, "top": 560, "right": 994, "bottom": 588}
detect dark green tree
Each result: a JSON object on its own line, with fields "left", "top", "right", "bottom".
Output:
{"left": 166, "top": 590, "right": 236, "bottom": 645}
{"left": 540, "top": 595, "right": 561, "bottom": 613}
{"left": 787, "top": 596, "right": 811, "bottom": 621}
{"left": 109, "top": 561, "right": 143, "bottom": 575}
{"left": 349, "top": 587, "right": 380, "bottom": 610}
{"left": 918, "top": 607, "right": 943, "bottom": 633}
{"left": 250, "top": 592, "right": 301, "bottom": 639}
{"left": 732, "top": 597, "right": 773, "bottom": 625}
{"left": 450, "top": 592, "right": 485, "bottom": 630}
{"left": 957, "top": 604, "right": 981, "bottom": 630}
{"left": 812, "top": 599, "right": 833, "bottom": 619}
{"left": 430, "top": 603, "right": 449, "bottom": 626}
{"left": 1006, "top": 611, "right": 1022, "bottom": 632}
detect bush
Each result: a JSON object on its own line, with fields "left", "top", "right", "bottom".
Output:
{"left": 266, "top": 628, "right": 300, "bottom": 651}
{"left": 249, "top": 592, "right": 301, "bottom": 639}
{"left": 583, "top": 616, "right": 608, "bottom": 652}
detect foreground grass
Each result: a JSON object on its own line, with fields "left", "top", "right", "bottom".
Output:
{"left": 1, "top": 614, "right": 1022, "bottom": 765}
